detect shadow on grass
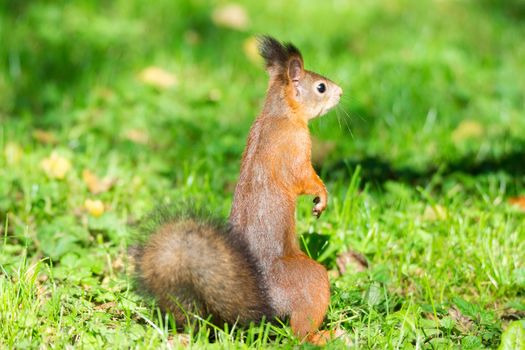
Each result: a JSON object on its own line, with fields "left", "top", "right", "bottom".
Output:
{"left": 324, "top": 141, "right": 525, "bottom": 187}
{"left": 478, "top": 0, "right": 525, "bottom": 20}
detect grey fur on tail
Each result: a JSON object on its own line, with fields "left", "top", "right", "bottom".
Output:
{"left": 130, "top": 205, "right": 274, "bottom": 327}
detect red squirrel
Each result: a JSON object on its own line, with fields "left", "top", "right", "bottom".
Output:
{"left": 133, "top": 36, "right": 343, "bottom": 343}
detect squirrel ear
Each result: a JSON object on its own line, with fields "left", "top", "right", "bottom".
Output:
{"left": 288, "top": 57, "right": 304, "bottom": 83}
{"left": 257, "top": 36, "right": 304, "bottom": 82}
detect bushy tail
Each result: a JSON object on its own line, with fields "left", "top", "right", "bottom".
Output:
{"left": 131, "top": 208, "right": 273, "bottom": 326}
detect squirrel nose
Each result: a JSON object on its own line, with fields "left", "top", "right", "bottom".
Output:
{"left": 336, "top": 86, "right": 343, "bottom": 97}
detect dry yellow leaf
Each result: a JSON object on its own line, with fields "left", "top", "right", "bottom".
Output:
{"left": 124, "top": 129, "right": 149, "bottom": 145}
{"left": 33, "top": 129, "right": 57, "bottom": 145}
{"left": 138, "top": 66, "right": 177, "bottom": 89}
{"left": 84, "top": 199, "right": 105, "bottom": 217}
{"left": 212, "top": 3, "right": 249, "bottom": 30}
{"left": 448, "top": 306, "right": 475, "bottom": 332}
{"left": 41, "top": 152, "right": 71, "bottom": 179}
{"left": 208, "top": 88, "right": 222, "bottom": 102}
{"left": 184, "top": 30, "right": 201, "bottom": 45}
{"left": 452, "top": 120, "right": 484, "bottom": 144}
{"left": 336, "top": 249, "right": 369, "bottom": 275}
{"left": 423, "top": 204, "right": 448, "bottom": 221}
{"left": 243, "top": 36, "right": 262, "bottom": 65}
{"left": 4, "top": 142, "right": 23, "bottom": 164}
{"left": 82, "top": 169, "right": 114, "bottom": 194}
{"left": 167, "top": 334, "right": 191, "bottom": 348}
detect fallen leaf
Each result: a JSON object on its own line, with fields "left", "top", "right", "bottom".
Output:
{"left": 33, "top": 129, "right": 57, "bottom": 145}
{"left": 336, "top": 249, "right": 368, "bottom": 275}
{"left": 112, "top": 255, "right": 125, "bottom": 272}
{"left": 94, "top": 301, "right": 117, "bottom": 311}
{"left": 423, "top": 205, "right": 448, "bottom": 221}
{"left": 95, "top": 87, "right": 115, "bottom": 101}
{"left": 452, "top": 120, "right": 484, "bottom": 144}
{"left": 207, "top": 88, "right": 222, "bottom": 102}
{"left": 501, "top": 307, "right": 525, "bottom": 321}
{"left": 124, "top": 129, "right": 149, "bottom": 145}
{"left": 509, "top": 196, "right": 525, "bottom": 211}
{"left": 41, "top": 152, "right": 71, "bottom": 179}
{"left": 4, "top": 142, "right": 23, "bottom": 164}
{"left": 243, "top": 36, "right": 262, "bottom": 65}
{"left": 138, "top": 66, "right": 177, "bottom": 89}
{"left": 167, "top": 333, "right": 191, "bottom": 347}
{"left": 84, "top": 199, "right": 105, "bottom": 217}
{"left": 82, "top": 169, "right": 114, "bottom": 194}
{"left": 448, "top": 306, "right": 474, "bottom": 333}
{"left": 212, "top": 3, "right": 249, "bottom": 30}
{"left": 184, "top": 30, "right": 201, "bottom": 45}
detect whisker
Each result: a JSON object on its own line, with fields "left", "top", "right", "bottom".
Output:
{"left": 335, "top": 107, "right": 343, "bottom": 131}
{"left": 352, "top": 109, "right": 367, "bottom": 123}
{"left": 341, "top": 111, "right": 355, "bottom": 139}
{"left": 340, "top": 99, "right": 367, "bottom": 123}
{"left": 336, "top": 94, "right": 367, "bottom": 126}
{"left": 336, "top": 106, "right": 355, "bottom": 139}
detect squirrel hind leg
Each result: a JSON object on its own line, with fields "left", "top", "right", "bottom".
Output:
{"left": 269, "top": 255, "right": 330, "bottom": 339}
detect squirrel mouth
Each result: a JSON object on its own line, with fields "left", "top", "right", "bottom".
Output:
{"left": 317, "top": 97, "right": 341, "bottom": 117}
{"left": 321, "top": 106, "right": 335, "bottom": 117}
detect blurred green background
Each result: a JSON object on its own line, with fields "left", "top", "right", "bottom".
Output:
{"left": 1, "top": 0, "right": 524, "bottom": 348}
{"left": 2, "top": 0, "right": 524, "bottom": 173}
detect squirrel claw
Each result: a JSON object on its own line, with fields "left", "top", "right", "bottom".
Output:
{"left": 312, "top": 197, "right": 326, "bottom": 219}
{"left": 312, "top": 206, "right": 323, "bottom": 219}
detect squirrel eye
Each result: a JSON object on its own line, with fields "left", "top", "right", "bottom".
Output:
{"left": 316, "top": 83, "right": 326, "bottom": 94}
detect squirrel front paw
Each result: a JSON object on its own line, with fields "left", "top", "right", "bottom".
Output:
{"left": 312, "top": 196, "right": 327, "bottom": 219}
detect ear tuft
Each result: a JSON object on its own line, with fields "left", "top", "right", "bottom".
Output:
{"left": 257, "top": 35, "right": 303, "bottom": 79}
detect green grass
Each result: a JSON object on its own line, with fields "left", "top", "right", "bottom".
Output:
{"left": 1, "top": 0, "right": 524, "bottom": 348}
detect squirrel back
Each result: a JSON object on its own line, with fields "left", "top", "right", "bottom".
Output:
{"left": 132, "top": 208, "right": 273, "bottom": 326}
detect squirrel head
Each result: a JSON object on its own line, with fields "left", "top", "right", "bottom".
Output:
{"left": 258, "top": 35, "right": 343, "bottom": 120}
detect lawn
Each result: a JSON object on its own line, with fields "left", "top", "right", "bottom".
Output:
{"left": 1, "top": 0, "right": 524, "bottom": 348}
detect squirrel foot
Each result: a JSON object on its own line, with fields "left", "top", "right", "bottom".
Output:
{"left": 304, "top": 329, "right": 345, "bottom": 346}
